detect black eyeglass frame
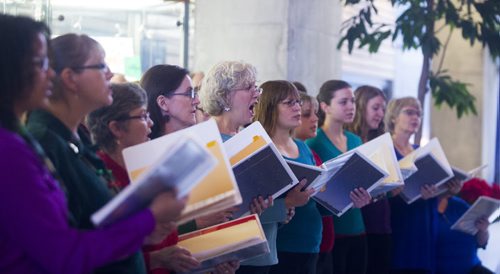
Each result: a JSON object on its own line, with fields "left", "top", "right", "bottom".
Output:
{"left": 114, "top": 112, "right": 151, "bottom": 122}
{"left": 70, "top": 63, "right": 109, "bottom": 72}
{"left": 165, "top": 87, "right": 198, "bottom": 99}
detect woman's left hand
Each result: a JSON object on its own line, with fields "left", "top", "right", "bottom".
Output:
{"left": 250, "top": 195, "right": 273, "bottom": 215}
{"left": 350, "top": 188, "right": 372, "bottom": 208}
{"left": 213, "top": 260, "right": 240, "bottom": 274}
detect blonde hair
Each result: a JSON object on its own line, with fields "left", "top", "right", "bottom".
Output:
{"left": 384, "top": 97, "right": 422, "bottom": 134}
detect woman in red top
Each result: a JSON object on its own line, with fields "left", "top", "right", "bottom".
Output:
{"left": 294, "top": 91, "right": 334, "bottom": 274}
{"left": 88, "top": 83, "right": 201, "bottom": 273}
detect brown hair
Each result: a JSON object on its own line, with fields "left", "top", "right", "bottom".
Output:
{"left": 254, "top": 80, "right": 300, "bottom": 137}
{"left": 87, "top": 83, "right": 147, "bottom": 153}
{"left": 49, "top": 33, "right": 101, "bottom": 102}
{"left": 316, "top": 80, "right": 351, "bottom": 127}
{"left": 347, "top": 85, "right": 387, "bottom": 141}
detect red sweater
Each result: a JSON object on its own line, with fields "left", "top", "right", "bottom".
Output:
{"left": 311, "top": 150, "right": 335, "bottom": 253}
{"left": 98, "top": 151, "right": 179, "bottom": 274}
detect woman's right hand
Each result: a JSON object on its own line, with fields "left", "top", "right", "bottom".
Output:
{"left": 149, "top": 190, "right": 187, "bottom": 224}
{"left": 285, "top": 179, "right": 313, "bottom": 208}
{"left": 150, "top": 245, "right": 200, "bottom": 273}
{"left": 195, "top": 206, "right": 239, "bottom": 228}
{"left": 421, "top": 184, "right": 437, "bottom": 200}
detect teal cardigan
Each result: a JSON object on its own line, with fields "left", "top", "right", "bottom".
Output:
{"left": 306, "top": 128, "right": 366, "bottom": 236}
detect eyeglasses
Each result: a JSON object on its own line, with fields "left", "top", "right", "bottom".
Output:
{"left": 167, "top": 88, "right": 198, "bottom": 99}
{"left": 281, "top": 99, "right": 303, "bottom": 108}
{"left": 232, "top": 85, "right": 263, "bottom": 95}
{"left": 33, "top": 56, "right": 50, "bottom": 71}
{"left": 71, "top": 63, "right": 110, "bottom": 72}
{"left": 401, "top": 109, "right": 422, "bottom": 117}
{"left": 250, "top": 85, "right": 263, "bottom": 95}
{"left": 115, "top": 112, "right": 150, "bottom": 122}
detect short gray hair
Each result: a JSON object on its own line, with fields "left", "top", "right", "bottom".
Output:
{"left": 199, "top": 61, "right": 257, "bottom": 116}
{"left": 88, "top": 83, "right": 147, "bottom": 153}
{"left": 384, "top": 96, "right": 422, "bottom": 134}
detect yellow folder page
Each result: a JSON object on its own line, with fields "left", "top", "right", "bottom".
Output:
{"left": 370, "top": 144, "right": 399, "bottom": 184}
{"left": 128, "top": 140, "right": 235, "bottom": 206}
{"left": 178, "top": 219, "right": 264, "bottom": 258}
{"left": 229, "top": 135, "right": 267, "bottom": 166}
{"left": 185, "top": 140, "right": 235, "bottom": 208}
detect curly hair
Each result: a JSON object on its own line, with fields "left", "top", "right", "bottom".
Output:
{"left": 199, "top": 61, "right": 257, "bottom": 116}
{"left": 87, "top": 83, "right": 147, "bottom": 153}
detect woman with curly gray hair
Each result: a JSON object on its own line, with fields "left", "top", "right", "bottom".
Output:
{"left": 199, "top": 61, "right": 261, "bottom": 138}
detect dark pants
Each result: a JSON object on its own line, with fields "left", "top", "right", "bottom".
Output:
{"left": 316, "top": 252, "right": 333, "bottom": 274}
{"left": 390, "top": 270, "right": 430, "bottom": 274}
{"left": 366, "top": 234, "right": 392, "bottom": 274}
{"left": 236, "top": 265, "right": 271, "bottom": 274}
{"left": 331, "top": 235, "right": 367, "bottom": 274}
{"left": 469, "top": 264, "right": 494, "bottom": 274}
{"left": 270, "top": 252, "right": 318, "bottom": 274}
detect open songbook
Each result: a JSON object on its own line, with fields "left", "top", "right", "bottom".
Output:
{"left": 223, "top": 122, "right": 298, "bottom": 218}
{"left": 177, "top": 214, "right": 270, "bottom": 273}
{"left": 398, "top": 138, "right": 454, "bottom": 204}
{"left": 292, "top": 149, "right": 388, "bottom": 217}
{"left": 433, "top": 164, "right": 488, "bottom": 197}
{"left": 451, "top": 196, "right": 500, "bottom": 235}
{"left": 121, "top": 119, "right": 242, "bottom": 225}
{"left": 91, "top": 136, "right": 216, "bottom": 227}
{"left": 351, "top": 133, "right": 404, "bottom": 197}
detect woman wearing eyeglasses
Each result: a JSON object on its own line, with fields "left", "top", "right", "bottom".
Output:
{"left": 306, "top": 80, "right": 372, "bottom": 274}
{"left": 25, "top": 33, "right": 189, "bottom": 274}
{"left": 141, "top": 64, "right": 240, "bottom": 274}
{"left": 1, "top": 16, "right": 184, "bottom": 274}
{"left": 87, "top": 82, "right": 202, "bottom": 274}
{"left": 249, "top": 80, "right": 317, "bottom": 274}
{"left": 384, "top": 97, "right": 439, "bottom": 274}
{"left": 199, "top": 62, "right": 310, "bottom": 274}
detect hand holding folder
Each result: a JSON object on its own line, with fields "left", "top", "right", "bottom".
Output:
{"left": 122, "top": 119, "right": 242, "bottom": 225}
{"left": 91, "top": 136, "right": 216, "bottom": 227}
{"left": 398, "top": 138, "right": 454, "bottom": 204}
{"left": 224, "top": 122, "right": 299, "bottom": 219}
{"left": 177, "top": 214, "right": 269, "bottom": 274}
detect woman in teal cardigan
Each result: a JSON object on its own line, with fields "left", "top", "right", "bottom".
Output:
{"left": 306, "top": 80, "right": 372, "bottom": 274}
{"left": 252, "top": 80, "right": 317, "bottom": 274}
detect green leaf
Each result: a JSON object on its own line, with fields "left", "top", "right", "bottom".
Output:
{"left": 429, "top": 72, "right": 477, "bottom": 118}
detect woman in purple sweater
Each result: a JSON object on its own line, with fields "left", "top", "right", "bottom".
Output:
{"left": 0, "top": 14, "right": 184, "bottom": 274}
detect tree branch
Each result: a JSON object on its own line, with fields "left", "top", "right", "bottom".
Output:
{"left": 436, "top": 27, "right": 454, "bottom": 74}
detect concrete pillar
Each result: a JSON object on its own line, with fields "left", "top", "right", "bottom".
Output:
{"left": 193, "top": 0, "right": 342, "bottom": 94}
{"left": 430, "top": 28, "right": 485, "bottom": 171}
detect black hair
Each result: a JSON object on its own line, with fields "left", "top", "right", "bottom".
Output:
{"left": 140, "top": 64, "right": 189, "bottom": 139}
{"left": 0, "top": 14, "right": 50, "bottom": 131}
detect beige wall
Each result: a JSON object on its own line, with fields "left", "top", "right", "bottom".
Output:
{"left": 430, "top": 28, "right": 484, "bottom": 170}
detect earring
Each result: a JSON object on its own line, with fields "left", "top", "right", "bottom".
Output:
{"left": 224, "top": 106, "right": 231, "bottom": 112}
